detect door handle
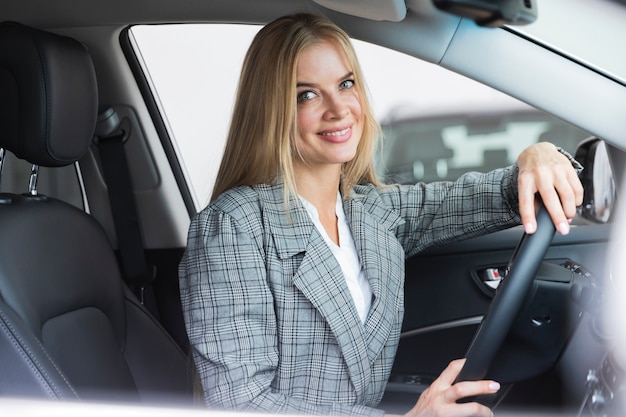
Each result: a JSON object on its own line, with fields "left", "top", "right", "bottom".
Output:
{"left": 480, "top": 267, "right": 505, "bottom": 289}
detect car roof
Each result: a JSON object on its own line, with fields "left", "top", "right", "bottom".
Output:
{"left": 3, "top": 0, "right": 366, "bottom": 27}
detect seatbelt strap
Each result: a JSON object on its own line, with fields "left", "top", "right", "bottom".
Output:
{"left": 95, "top": 108, "right": 157, "bottom": 312}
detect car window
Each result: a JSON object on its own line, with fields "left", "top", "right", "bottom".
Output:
{"left": 378, "top": 111, "right": 590, "bottom": 185}
{"left": 129, "top": 24, "right": 591, "bottom": 210}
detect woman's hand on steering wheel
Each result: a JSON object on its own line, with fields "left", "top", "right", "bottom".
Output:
{"left": 516, "top": 142, "right": 584, "bottom": 235}
{"left": 401, "top": 359, "right": 499, "bottom": 417}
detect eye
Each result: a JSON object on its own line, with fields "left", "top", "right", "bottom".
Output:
{"left": 297, "top": 90, "right": 317, "bottom": 103}
{"left": 339, "top": 79, "right": 355, "bottom": 90}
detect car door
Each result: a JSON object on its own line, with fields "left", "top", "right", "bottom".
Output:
{"left": 383, "top": 220, "right": 611, "bottom": 411}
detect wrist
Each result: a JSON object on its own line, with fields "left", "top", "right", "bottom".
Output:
{"left": 555, "top": 146, "right": 584, "bottom": 174}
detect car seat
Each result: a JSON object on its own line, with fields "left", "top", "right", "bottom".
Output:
{"left": 0, "top": 21, "right": 193, "bottom": 404}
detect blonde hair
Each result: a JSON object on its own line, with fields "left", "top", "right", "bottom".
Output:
{"left": 211, "top": 13, "right": 382, "bottom": 206}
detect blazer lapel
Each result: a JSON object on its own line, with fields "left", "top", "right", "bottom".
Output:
{"left": 255, "top": 184, "right": 372, "bottom": 397}
{"left": 343, "top": 195, "right": 405, "bottom": 363}
{"left": 291, "top": 236, "right": 373, "bottom": 396}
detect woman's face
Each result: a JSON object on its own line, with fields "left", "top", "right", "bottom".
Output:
{"left": 293, "top": 40, "right": 363, "bottom": 173}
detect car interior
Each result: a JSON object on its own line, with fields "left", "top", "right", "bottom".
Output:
{"left": 0, "top": 21, "right": 192, "bottom": 404}
{"left": 1, "top": 0, "right": 625, "bottom": 416}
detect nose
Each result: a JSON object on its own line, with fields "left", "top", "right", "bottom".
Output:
{"left": 323, "top": 93, "right": 349, "bottom": 119}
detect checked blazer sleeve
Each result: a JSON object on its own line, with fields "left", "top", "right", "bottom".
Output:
{"left": 357, "top": 165, "right": 522, "bottom": 258}
{"left": 179, "top": 204, "right": 276, "bottom": 410}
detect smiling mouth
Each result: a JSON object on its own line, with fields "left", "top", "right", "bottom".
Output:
{"left": 320, "top": 127, "right": 351, "bottom": 137}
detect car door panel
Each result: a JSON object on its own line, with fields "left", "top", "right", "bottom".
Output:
{"left": 385, "top": 223, "right": 610, "bottom": 406}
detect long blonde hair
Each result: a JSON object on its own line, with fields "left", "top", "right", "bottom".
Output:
{"left": 211, "top": 13, "right": 382, "bottom": 206}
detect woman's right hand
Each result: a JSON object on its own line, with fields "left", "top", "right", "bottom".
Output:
{"left": 400, "top": 359, "right": 500, "bottom": 417}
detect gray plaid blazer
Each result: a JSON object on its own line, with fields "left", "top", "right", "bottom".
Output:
{"left": 179, "top": 167, "right": 520, "bottom": 416}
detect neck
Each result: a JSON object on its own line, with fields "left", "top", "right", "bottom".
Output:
{"left": 294, "top": 162, "right": 341, "bottom": 215}
{"left": 295, "top": 163, "right": 342, "bottom": 246}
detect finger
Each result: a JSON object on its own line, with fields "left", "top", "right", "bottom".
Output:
{"left": 517, "top": 170, "right": 539, "bottom": 234}
{"left": 523, "top": 166, "right": 579, "bottom": 235}
{"left": 449, "top": 401, "right": 495, "bottom": 417}
{"left": 551, "top": 165, "right": 584, "bottom": 219}
{"left": 536, "top": 185, "right": 571, "bottom": 235}
{"left": 568, "top": 168, "right": 585, "bottom": 207}
{"left": 535, "top": 166, "right": 583, "bottom": 234}
{"left": 445, "top": 379, "right": 501, "bottom": 403}
{"left": 434, "top": 359, "right": 466, "bottom": 387}
{"left": 550, "top": 150, "right": 584, "bottom": 219}
{"left": 553, "top": 146, "right": 584, "bottom": 206}
{"left": 553, "top": 180, "right": 580, "bottom": 220}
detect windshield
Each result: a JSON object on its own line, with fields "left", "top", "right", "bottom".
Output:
{"left": 512, "top": 0, "right": 626, "bottom": 84}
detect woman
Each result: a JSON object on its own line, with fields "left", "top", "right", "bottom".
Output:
{"left": 179, "top": 13, "right": 583, "bottom": 417}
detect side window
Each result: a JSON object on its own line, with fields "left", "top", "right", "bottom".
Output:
{"left": 129, "top": 24, "right": 590, "bottom": 210}
{"left": 129, "top": 24, "right": 261, "bottom": 210}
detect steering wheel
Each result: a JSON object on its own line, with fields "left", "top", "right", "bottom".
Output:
{"left": 455, "top": 204, "right": 556, "bottom": 384}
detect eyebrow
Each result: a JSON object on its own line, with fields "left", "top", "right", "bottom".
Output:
{"left": 296, "top": 72, "right": 354, "bottom": 88}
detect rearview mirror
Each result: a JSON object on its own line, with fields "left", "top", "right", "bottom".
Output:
{"left": 432, "top": 0, "right": 538, "bottom": 27}
{"left": 575, "top": 138, "right": 616, "bottom": 224}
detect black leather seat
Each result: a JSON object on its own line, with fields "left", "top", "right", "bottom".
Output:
{"left": 0, "top": 21, "right": 193, "bottom": 404}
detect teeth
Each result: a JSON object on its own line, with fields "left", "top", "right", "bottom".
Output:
{"left": 321, "top": 128, "right": 350, "bottom": 136}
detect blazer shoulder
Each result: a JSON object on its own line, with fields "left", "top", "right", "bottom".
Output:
{"left": 194, "top": 186, "right": 265, "bottom": 236}
{"left": 208, "top": 186, "right": 262, "bottom": 218}
{"left": 192, "top": 186, "right": 266, "bottom": 251}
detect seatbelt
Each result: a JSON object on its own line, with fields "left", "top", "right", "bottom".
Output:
{"left": 95, "top": 107, "right": 158, "bottom": 314}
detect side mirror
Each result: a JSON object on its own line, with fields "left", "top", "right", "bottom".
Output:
{"left": 575, "top": 138, "right": 616, "bottom": 223}
{"left": 432, "top": 0, "right": 538, "bottom": 27}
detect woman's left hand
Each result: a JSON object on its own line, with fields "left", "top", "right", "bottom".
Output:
{"left": 516, "top": 142, "right": 584, "bottom": 235}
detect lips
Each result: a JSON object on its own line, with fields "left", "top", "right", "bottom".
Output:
{"left": 318, "top": 125, "right": 352, "bottom": 143}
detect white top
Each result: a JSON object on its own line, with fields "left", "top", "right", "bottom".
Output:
{"left": 299, "top": 193, "right": 373, "bottom": 324}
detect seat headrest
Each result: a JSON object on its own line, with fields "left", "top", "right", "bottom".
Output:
{"left": 0, "top": 22, "right": 98, "bottom": 167}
